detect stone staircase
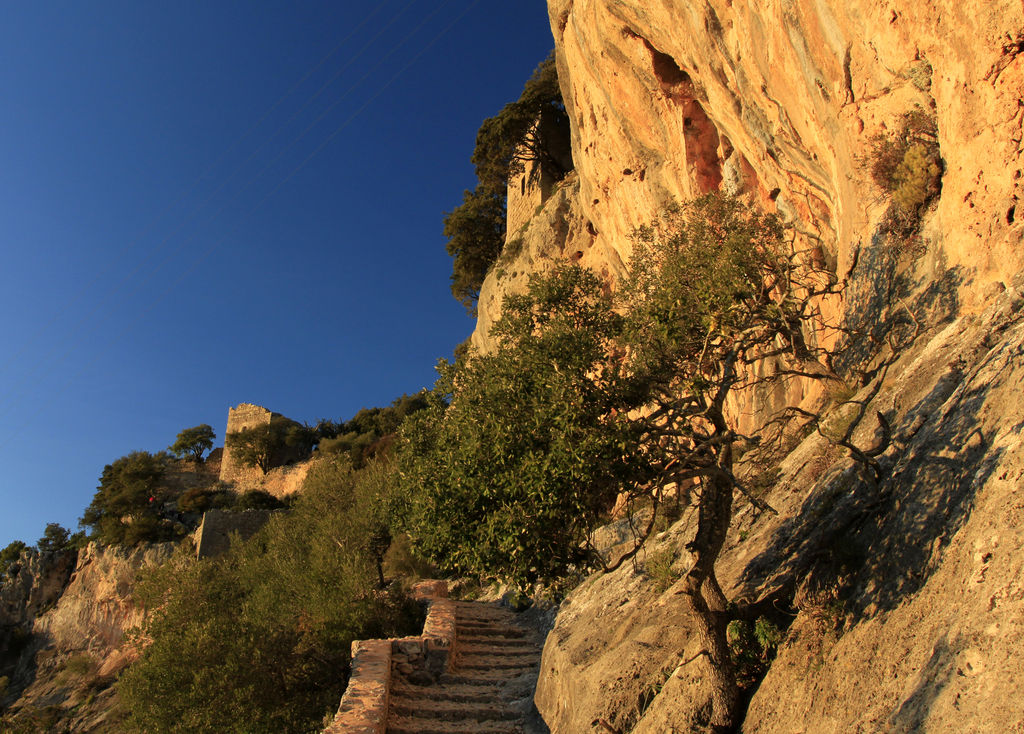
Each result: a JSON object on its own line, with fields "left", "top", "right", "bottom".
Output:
{"left": 386, "top": 600, "right": 546, "bottom": 734}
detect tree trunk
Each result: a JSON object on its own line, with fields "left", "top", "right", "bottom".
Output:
{"left": 676, "top": 440, "right": 740, "bottom": 731}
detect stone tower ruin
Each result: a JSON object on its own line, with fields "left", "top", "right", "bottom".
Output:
{"left": 218, "top": 403, "right": 306, "bottom": 484}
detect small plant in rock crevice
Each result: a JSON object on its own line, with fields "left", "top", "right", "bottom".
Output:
{"left": 867, "top": 108, "right": 943, "bottom": 254}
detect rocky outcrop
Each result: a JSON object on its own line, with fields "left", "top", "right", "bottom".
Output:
{"left": 34, "top": 542, "right": 173, "bottom": 670}
{"left": 1, "top": 542, "right": 173, "bottom": 731}
{"left": 534, "top": 274, "right": 1024, "bottom": 730}
{"left": 546, "top": 0, "right": 1023, "bottom": 310}
{"left": 520, "top": 1, "right": 1024, "bottom": 730}
{"left": 0, "top": 550, "right": 76, "bottom": 632}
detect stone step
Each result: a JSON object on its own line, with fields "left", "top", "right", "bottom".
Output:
{"left": 456, "top": 625, "right": 526, "bottom": 638}
{"left": 390, "top": 683, "right": 502, "bottom": 704}
{"left": 458, "top": 635, "right": 536, "bottom": 648}
{"left": 457, "top": 657, "right": 539, "bottom": 671}
{"left": 440, "top": 671, "right": 533, "bottom": 686}
{"left": 458, "top": 643, "right": 541, "bottom": 657}
{"left": 387, "top": 717, "right": 522, "bottom": 734}
{"left": 390, "top": 698, "right": 520, "bottom": 722}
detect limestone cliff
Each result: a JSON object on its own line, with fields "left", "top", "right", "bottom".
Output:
{"left": 1, "top": 542, "right": 172, "bottom": 731}
{"left": 464, "top": 0, "right": 1024, "bottom": 731}
{"left": 535, "top": 279, "right": 1024, "bottom": 732}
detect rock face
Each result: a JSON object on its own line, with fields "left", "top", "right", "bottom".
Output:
{"left": 1, "top": 542, "right": 173, "bottom": 730}
{"left": 546, "top": 0, "right": 1023, "bottom": 308}
{"left": 34, "top": 542, "right": 174, "bottom": 668}
{"left": 0, "top": 550, "right": 76, "bottom": 632}
{"left": 534, "top": 274, "right": 1024, "bottom": 732}
{"left": 509, "top": 0, "right": 1024, "bottom": 731}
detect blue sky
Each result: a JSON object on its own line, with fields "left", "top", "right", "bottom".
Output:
{"left": 0, "top": 1, "right": 556, "bottom": 548}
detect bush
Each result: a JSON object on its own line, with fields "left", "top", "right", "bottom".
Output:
{"left": 177, "top": 486, "right": 234, "bottom": 514}
{"left": 645, "top": 548, "right": 681, "bottom": 592}
{"left": 57, "top": 652, "right": 96, "bottom": 683}
{"left": 79, "top": 451, "right": 180, "bottom": 546}
{"left": 232, "top": 490, "right": 285, "bottom": 512}
{"left": 868, "top": 108, "right": 942, "bottom": 249}
{"left": 120, "top": 455, "right": 418, "bottom": 733}
{"left": 0, "top": 541, "right": 27, "bottom": 576}
{"left": 400, "top": 264, "right": 646, "bottom": 587}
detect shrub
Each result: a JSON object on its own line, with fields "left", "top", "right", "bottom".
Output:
{"left": 57, "top": 652, "right": 96, "bottom": 683}
{"left": 0, "top": 541, "right": 27, "bottom": 576}
{"left": 121, "top": 455, "right": 417, "bottom": 733}
{"left": 645, "top": 548, "right": 681, "bottom": 592}
{"left": 232, "top": 490, "right": 285, "bottom": 512}
{"left": 868, "top": 108, "right": 942, "bottom": 249}
{"left": 80, "top": 451, "right": 173, "bottom": 546}
{"left": 727, "top": 616, "right": 784, "bottom": 690}
{"left": 177, "top": 486, "right": 233, "bottom": 514}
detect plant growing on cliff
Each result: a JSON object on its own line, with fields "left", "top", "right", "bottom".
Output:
{"left": 80, "top": 450, "right": 173, "bottom": 546}
{"left": 0, "top": 540, "right": 27, "bottom": 576}
{"left": 169, "top": 423, "right": 216, "bottom": 464}
{"left": 444, "top": 51, "right": 572, "bottom": 312}
{"left": 405, "top": 193, "right": 841, "bottom": 728}
{"left": 399, "top": 264, "right": 649, "bottom": 586}
{"left": 868, "top": 108, "right": 942, "bottom": 249}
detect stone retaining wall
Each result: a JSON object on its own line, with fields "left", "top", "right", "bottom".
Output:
{"left": 322, "top": 580, "right": 454, "bottom": 733}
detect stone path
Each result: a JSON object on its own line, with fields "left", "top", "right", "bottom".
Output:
{"left": 386, "top": 600, "right": 548, "bottom": 734}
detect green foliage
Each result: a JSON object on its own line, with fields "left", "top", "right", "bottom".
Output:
{"left": 316, "top": 392, "right": 429, "bottom": 469}
{"left": 645, "top": 548, "right": 681, "bottom": 592}
{"left": 232, "top": 489, "right": 286, "bottom": 512}
{"left": 80, "top": 451, "right": 173, "bottom": 546}
{"left": 0, "top": 540, "right": 27, "bottom": 576}
{"left": 472, "top": 51, "right": 569, "bottom": 193}
{"left": 620, "top": 195, "right": 786, "bottom": 387}
{"left": 444, "top": 185, "right": 507, "bottom": 311}
{"left": 120, "top": 455, "right": 419, "bottom": 734}
{"left": 36, "top": 523, "right": 72, "bottom": 554}
{"left": 176, "top": 485, "right": 234, "bottom": 514}
{"left": 58, "top": 652, "right": 96, "bottom": 683}
{"left": 727, "top": 616, "right": 784, "bottom": 690}
{"left": 225, "top": 417, "right": 303, "bottom": 475}
{"left": 169, "top": 424, "right": 216, "bottom": 463}
{"left": 400, "top": 264, "right": 648, "bottom": 587}
{"left": 444, "top": 52, "right": 571, "bottom": 311}
{"left": 403, "top": 193, "right": 827, "bottom": 615}
{"left": 868, "top": 108, "right": 942, "bottom": 249}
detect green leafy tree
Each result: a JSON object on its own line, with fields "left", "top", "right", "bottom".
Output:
{"left": 36, "top": 523, "right": 71, "bottom": 553}
{"left": 472, "top": 50, "right": 570, "bottom": 192}
{"left": 120, "top": 455, "right": 419, "bottom": 733}
{"left": 400, "top": 264, "right": 648, "bottom": 586}
{"left": 80, "top": 451, "right": 169, "bottom": 546}
{"left": 225, "top": 417, "right": 304, "bottom": 475}
{"left": 0, "top": 540, "right": 27, "bottom": 576}
{"left": 405, "top": 194, "right": 840, "bottom": 728}
{"left": 444, "top": 51, "right": 571, "bottom": 312}
{"left": 169, "top": 424, "right": 216, "bottom": 464}
{"left": 443, "top": 185, "right": 507, "bottom": 311}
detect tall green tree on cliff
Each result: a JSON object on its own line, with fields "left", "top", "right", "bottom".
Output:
{"left": 407, "top": 194, "right": 841, "bottom": 730}
{"left": 445, "top": 51, "right": 571, "bottom": 311}
{"left": 80, "top": 451, "right": 169, "bottom": 546}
